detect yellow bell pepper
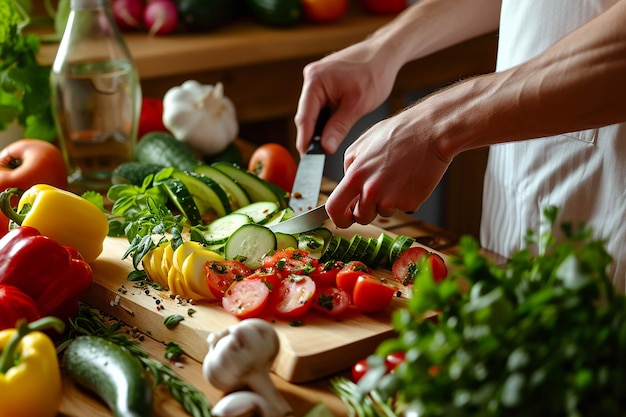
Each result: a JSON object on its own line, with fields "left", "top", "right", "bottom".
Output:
{"left": 0, "top": 184, "right": 109, "bottom": 263}
{"left": 0, "top": 317, "right": 65, "bottom": 417}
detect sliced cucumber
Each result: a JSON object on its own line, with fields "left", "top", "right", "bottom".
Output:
{"left": 233, "top": 201, "right": 279, "bottom": 224}
{"left": 172, "top": 170, "right": 232, "bottom": 218}
{"left": 323, "top": 235, "right": 351, "bottom": 262}
{"left": 201, "top": 212, "right": 253, "bottom": 245}
{"left": 370, "top": 232, "right": 394, "bottom": 268}
{"left": 275, "top": 232, "right": 298, "bottom": 250}
{"left": 264, "top": 207, "right": 296, "bottom": 226}
{"left": 298, "top": 227, "right": 333, "bottom": 260}
{"left": 212, "top": 162, "right": 288, "bottom": 207}
{"left": 193, "top": 164, "right": 251, "bottom": 210}
{"left": 224, "top": 224, "right": 277, "bottom": 270}
{"left": 388, "top": 235, "right": 416, "bottom": 265}
{"left": 161, "top": 178, "right": 203, "bottom": 225}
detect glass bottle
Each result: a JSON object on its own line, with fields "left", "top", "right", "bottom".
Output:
{"left": 50, "top": 0, "right": 141, "bottom": 192}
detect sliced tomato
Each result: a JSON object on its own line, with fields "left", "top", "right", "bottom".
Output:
{"left": 262, "top": 249, "right": 318, "bottom": 279}
{"left": 309, "top": 260, "right": 344, "bottom": 287}
{"left": 205, "top": 260, "right": 252, "bottom": 300}
{"left": 335, "top": 261, "right": 370, "bottom": 295}
{"left": 248, "top": 143, "right": 297, "bottom": 193}
{"left": 312, "top": 286, "right": 351, "bottom": 316}
{"left": 392, "top": 246, "right": 448, "bottom": 285}
{"left": 222, "top": 279, "right": 270, "bottom": 319}
{"left": 246, "top": 267, "right": 282, "bottom": 292}
{"left": 352, "top": 273, "right": 395, "bottom": 313}
{"left": 272, "top": 274, "right": 316, "bottom": 317}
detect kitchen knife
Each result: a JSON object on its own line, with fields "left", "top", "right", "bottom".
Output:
{"left": 289, "top": 108, "right": 331, "bottom": 214}
{"left": 268, "top": 204, "right": 329, "bottom": 235}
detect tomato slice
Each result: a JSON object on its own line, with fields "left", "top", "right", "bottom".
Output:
{"left": 312, "top": 286, "right": 351, "bottom": 316}
{"left": 205, "top": 260, "right": 252, "bottom": 300}
{"left": 309, "top": 260, "right": 344, "bottom": 287}
{"left": 222, "top": 279, "right": 270, "bottom": 319}
{"left": 272, "top": 274, "right": 316, "bottom": 317}
{"left": 246, "top": 267, "right": 282, "bottom": 293}
{"left": 352, "top": 273, "right": 395, "bottom": 313}
{"left": 335, "top": 261, "right": 370, "bottom": 295}
{"left": 262, "top": 249, "right": 318, "bottom": 279}
{"left": 391, "top": 246, "right": 448, "bottom": 285}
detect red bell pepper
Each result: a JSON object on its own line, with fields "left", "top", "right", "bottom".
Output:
{"left": 0, "top": 226, "right": 93, "bottom": 321}
{"left": 0, "top": 284, "right": 41, "bottom": 331}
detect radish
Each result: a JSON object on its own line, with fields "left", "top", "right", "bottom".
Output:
{"left": 143, "top": 0, "right": 178, "bottom": 36}
{"left": 112, "top": 0, "right": 145, "bottom": 31}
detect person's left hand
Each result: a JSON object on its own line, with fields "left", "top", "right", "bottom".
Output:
{"left": 325, "top": 105, "right": 452, "bottom": 228}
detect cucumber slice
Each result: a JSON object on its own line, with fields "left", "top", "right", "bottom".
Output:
{"left": 324, "top": 235, "right": 351, "bottom": 262}
{"left": 370, "top": 232, "right": 394, "bottom": 268}
{"left": 265, "top": 207, "right": 296, "bottom": 226}
{"left": 298, "top": 227, "right": 333, "bottom": 259}
{"left": 212, "top": 162, "right": 288, "bottom": 207}
{"left": 193, "top": 164, "right": 251, "bottom": 210}
{"left": 388, "top": 235, "right": 416, "bottom": 265}
{"left": 233, "top": 201, "right": 280, "bottom": 224}
{"left": 275, "top": 232, "right": 298, "bottom": 250}
{"left": 224, "top": 224, "right": 277, "bottom": 270}
{"left": 342, "top": 235, "right": 368, "bottom": 262}
{"left": 161, "top": 178, "right": 203, "bottom": 225}
{"left": 202, "top": 213, "right": 253, "bottom": 245}
{"left": 172, "top": 171, "right": 232, "bottom": 218}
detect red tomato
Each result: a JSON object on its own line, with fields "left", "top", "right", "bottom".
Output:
{"left": 262, "top": 249, "right": 318, "bottom": 279}
{"left": 248, "top": 143, "right": 297, "bottom": 193}
{"left": 384, "top": 351, "right": 406, "bottom": 372}
{"left": 392, "top": 246, "right": 448, "bottom": 285}
{"left": 308, "top": 260, "right": 344, "bottom": 287}
{"left": 246, "top": 267, "right": 282, "bottom": 293}
{"left": 312, "top": 286, "right": 351, "bottom": 316}
{"left": 335, "top": 261, "right": 370, "bottom": 295}
{"left": 272, "top": 275, "right": 316, "bottom": 317}
{"left": 0, "top": 139, "right": 68, "bottom": 237}
{"left": 0, "top": 284, "right": 41, "bottom": 331}
{"left": 352, "top": 273, "right": 395, "bottom": 313}
{"left": 222, "top": 278, "right": 270, "bottom": 319}
{"left": 351, "top": 358, "right": 369, "bottom": 383}
{"left": 138, "top": 97, "right": 168, "bottom": 139}
{"left": 301, "top": 0, "right": 349, "bottom": 23}
{"left": 205, "top": 260, "right": 252, "bottom": 300}
{"left": 357, "top": 0, "right": 406, "bottom": 14}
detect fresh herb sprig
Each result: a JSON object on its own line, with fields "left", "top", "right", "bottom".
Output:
{"left": 334, "top": 206, "right": 624, "bottom": 417}
{"left": 58, "top": 305, "right": 212, "bottom": 417}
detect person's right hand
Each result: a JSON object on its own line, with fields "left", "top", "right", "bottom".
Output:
{"left": 294, "top": 39, "right": 402, "bottom": 155}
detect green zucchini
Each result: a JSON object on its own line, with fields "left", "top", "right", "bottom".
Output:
{"left": 193, "top": 164, "right": 251, "bottom": 209}
{"left": 246, "top": 0, "right": 303, "bottom": 27}
{"left": 212, "top": 162, "right": 288, "bottom": 207}
{"left": 172, "top": 170, "right": 232, "bottom": 218}
{"left": 136, "top": 132, "right": 200, "bottom": 171}
{"left": 62, "top": 335, "right": 153, "bottom": 417}
{"left": 161, "top": 177, "right": 203, "bottom": 225}
{"left": 112, "top": 161, "right": 165, "bottom": 185}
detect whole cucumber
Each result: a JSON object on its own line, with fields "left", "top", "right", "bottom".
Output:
{"left": 63, "top": 335, "right": 154, "bottom": 417}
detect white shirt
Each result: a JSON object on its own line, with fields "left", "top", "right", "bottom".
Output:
{"left": 481, "top": 0, "right": 626, "bottom": 290}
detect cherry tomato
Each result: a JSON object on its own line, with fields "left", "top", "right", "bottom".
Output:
{"left": 384, "top": 351, "right": 406, "bottom": 372}
{"left": 222, "top": 278, "right": 270, "bottom": 319}
{"left": 138, "top": 97, "right": 168, "bottom": 138}
{"left": 351, "top": 359, "right": 369, "bottom": 383}
{"left": 272, "top": 274, "right": 316, "bottom": 317}
{"left": 335, "top": 261, "right": 370, "bottom": 295}
{"left": 301, "top": 0, "right": 349, "bottom": 23}
{"left": 262, "top": 248, "right": 318, "bottom": 279}
{"left": 246, "top": 267, "right": 282, "bottom": 298}
{"left": 312, "top": 286, "right": 351, "bottom": 316}
{"left": 392, "top": 246, "right": 448, "bottom": 285}
{"left": 309, "top": 260, "right": 344, "bottom": 287}
{"left": 205, "top": 260, "right": 252, "bottom": 299}
{"left": 352, "top": 273, "right": 395, "bottom": 313}
{"left": 357, "top": 0, "right": 406, "bottom": 14}
{"left": 248, "top": 143, "right": 297, "bottom": 192}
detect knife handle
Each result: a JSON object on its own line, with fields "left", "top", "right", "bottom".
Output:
{"left": 307, "top": 107, "right": 332, "bottom": 155}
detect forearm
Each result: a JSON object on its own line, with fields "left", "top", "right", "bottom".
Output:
{"left": 428, "top": 0, "right": 626, "bottom": 159}
{"left": 368, "top": 0, "right": 502, "bottom": 74}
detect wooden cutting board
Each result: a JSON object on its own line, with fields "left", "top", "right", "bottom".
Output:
{"left": 82, "top": 221, "right": 443, "bottom": 383}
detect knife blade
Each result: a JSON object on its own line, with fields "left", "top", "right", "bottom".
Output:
{"left": 289, "top": 108, "right": 331, "bottom": 214}
{"left": 267, "top": 205, "right": 329, "bottom": 235}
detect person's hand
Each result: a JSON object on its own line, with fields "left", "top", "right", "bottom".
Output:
{"left": 294, "top": 40, "right": 402, "bottom": 155}
{"left": 325, "top": 106, "right": 452, "bottom": 228}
